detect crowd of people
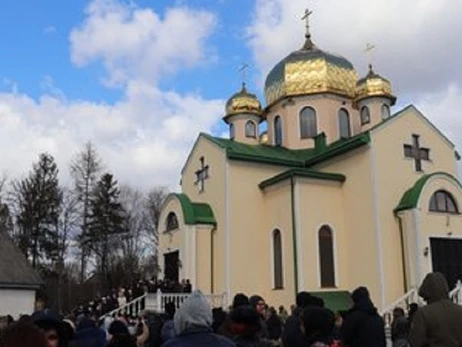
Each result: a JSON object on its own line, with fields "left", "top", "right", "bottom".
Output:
{"left": 1, "top": 272, "right": 462, "bottom": 347}
{"left": 74, "top": 279, "right": 193, "bottom": 318}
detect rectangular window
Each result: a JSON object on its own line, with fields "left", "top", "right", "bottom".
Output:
{"left": 420, "top": 148, "right": 430, "bottom": 160}
{"left": 404, "top": 145, "right": 413, "bottom": 157}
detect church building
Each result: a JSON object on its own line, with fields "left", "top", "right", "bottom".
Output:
{"left": 158, "top": 13, "right": 462, "bottom": 311}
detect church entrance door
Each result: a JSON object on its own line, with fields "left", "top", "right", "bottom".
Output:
{"left": 164, "top": 250, "right": 180, "bottom": 283}
{"left": 430, "top": 237, "right": 462, "bottom": 288}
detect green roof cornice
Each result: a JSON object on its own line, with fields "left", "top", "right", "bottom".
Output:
{"left": 169, "top": 193, "right": 216, "bottom": 226}
{"left": 259, "top": 169, "right": 346, "bottom": 189}
{"left": 395, "top": 172, "right": 462, "bottom": 213}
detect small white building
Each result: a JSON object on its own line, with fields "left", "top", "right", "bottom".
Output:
{"left": 0, "top": 231, "right": 42, "bottom": 318}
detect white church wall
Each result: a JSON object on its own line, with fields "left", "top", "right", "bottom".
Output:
{"left": 0, "top": 289, "right": 35, "bottom": 318}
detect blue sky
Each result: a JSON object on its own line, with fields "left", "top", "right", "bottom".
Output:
{"left": 0, "top": 0, "right": 461, "bottom": 189}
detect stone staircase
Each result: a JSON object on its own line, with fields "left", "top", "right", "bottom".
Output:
{"left": 99, "top": 289, "right": 227, "bottom": 320}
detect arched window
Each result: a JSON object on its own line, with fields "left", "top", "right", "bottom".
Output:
{"left": 274, "top": 116, "right": 283, "bottom": 146}
{"left": 300, "top": 107, "right": 317, "bottom": 138}
{"left": 319, "top": 226, "right": 335, "bottom": 288}
{"left": 245, "top": 121, "right": 256, "bottom": 138}
{"left": 166, "top": 212, "right": 179, "bottom": 231}
{"left": 360, "top": 106, "right": 371, "bottom": 125}
{"left": 429, "top": 190, "right": 459, "bottom": 213}
{"left": 338, "top": 109, "right": 351, "bottom": 138}
{"left": 230, "top": 124, "right": 235, "bottom": 140}
{"left": 273, "top": 229, "right": 284, "bottom": 289}
{"left": 381, "top": 104, "right": 391, "bottom": 119}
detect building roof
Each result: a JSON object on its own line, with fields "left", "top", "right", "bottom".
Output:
{"left": 172, "top": 193, "right": 216, "bottom": 226}
{"left": 259, "top": 169, "right": 346, "bottom": 189}
{"left": 395, "top": 172, "right": 462, "bottom": 212}
{"left": 203, "top": 132, "right": 370, "bottom": 169}
{"left": 0, "top": 231, "right": 42, "bottom": 289}
{"left": 311, "top": 290, "right": 353, "bottom": 312}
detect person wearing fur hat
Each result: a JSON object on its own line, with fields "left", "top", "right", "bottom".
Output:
{"left": 341, "top": 287, "right": 386, "bottom": 347}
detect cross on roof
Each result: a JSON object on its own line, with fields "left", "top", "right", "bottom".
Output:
{"left": 364, "top": 43, "right": 375, "bottom": 71}
{"left": 195, "top": 156, "right": 209, "bottom": 192}
{"left": 301, "top": 8, "right": 313, "bottom": 38}
{"left": 404, "top": 134, "right": 430, "bottom": 172}
{"left": 239, "top": 63, "right": 249, "bottom": 87}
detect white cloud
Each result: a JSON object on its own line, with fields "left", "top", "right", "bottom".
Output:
{"left": 70, "top": 0, "right": 217, "bottom": 86}
{"left": 0, "top": 0, "right": 224, "bottom": 190}
{"left": 246, "top": 0, "right": 462, "bottom": 95}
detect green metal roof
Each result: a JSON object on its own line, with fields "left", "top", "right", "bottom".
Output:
{"left": 259, "top": 169, "right": 346, "bottom": 189}
{"left": 395, "top": 172, "right": 462, "bottom": 212}
{"left": 171, "top": 193, "right": 216, "bottom": 226}
{"left": 203, "top": 132, "right": 370, "bottom": 169}
{"left": 311, "top": 291, "right": 353, "bottom": 312}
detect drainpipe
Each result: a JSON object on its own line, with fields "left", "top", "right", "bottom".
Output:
{"left": 290, "top": 176, "right": 299, "bottom": 297}
{"left": 211, "top": 227, "right": 216, "bottom": 294}
{"left": 396, "top": 213, "right": 408, "bottom": 292}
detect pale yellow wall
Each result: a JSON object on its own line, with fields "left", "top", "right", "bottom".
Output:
{"left": 266, "top": 94, "right": 360, "bottom": 149}
{"left": 195, "top": 227, "right": 213, "bottom": 293}
{"left": 226, "top": 114, "right": 260, "bottom": 145}
{"left": 371, "top": 107, "right": 458, "bottom": 306}
{"left": 357, "top": 97, "right": 392, "bottom": 132}
{"left": 227, "top": 160, "right": 295, "bottom": 308}
{"left": 181, "top": 136, "right": 227, "bottom": 294}
{"left": 314, "top": 147, "right": 382, "bottom": 305}
{"left": 415, "top": 176, "right": 462, "bottom": 288}
{"left": 297, "top": 179, "right": 346, "bottom": 291}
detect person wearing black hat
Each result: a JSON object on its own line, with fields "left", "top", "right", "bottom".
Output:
{"left": 229, "top": 306, "right": 273, "bottom": 347}
{"left": 300, "top": 306, "right": 335, "bottom": 347}
{"left": 341, "top": 286, "right": 386, "bottom": 347}
{"left": 31, "top": 310, "right": 69, "bottom": 347}
{"left": 248, "top": 295, "right": 269, "bottom": 339}
{"left": 108, "top": 320, "right": 137, "bottom": 347}
{"left": 217, "top": 293, "right": 250, "bottom": 338}
{"left": 282, "top": 291, "right": 325, "bottom": 347}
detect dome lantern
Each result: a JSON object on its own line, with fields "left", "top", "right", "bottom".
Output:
{"left": 355, "top": 64, "right": 396, "bottom": 106}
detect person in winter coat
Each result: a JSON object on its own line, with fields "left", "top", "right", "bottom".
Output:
{"left": 162, "top": 290, "right": 236, "bottom": 347}
{"left": 282, "top": 292, "right": 325, "bottom": 347}
{"left": 391, "top": 308, "right": 409, "bottom": 347}
{"left": 68, "top": 318, "right": 106, "bottom": 347}
{"left": 301, "top": 306, "right": 335, "bottom": 347}
{"left": 248, "top": 295, "right": 269, "bottom": 339}
{"left": 340, "top": 286, "right": 386, "bottom": 347}
{"left": 161, "top": 302, "right": 176, "bottom": 343}
{"left": 228, "top": 306, "right": 273, "bottom": 347}
{"left": 265, "top": 307, "right": 282, "bottom": 341}
{"left": 409, "top": 272, "right": 462, "bottom": 347}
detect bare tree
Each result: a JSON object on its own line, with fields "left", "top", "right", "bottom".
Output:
{"left": 145, "top": 187, "right": 168, "bottom": 254}
{"left": 70, "top": 142, "right": 103, "bottom": 283}
{"left": 0, "top": 175, "right": 12, "bottom": 235}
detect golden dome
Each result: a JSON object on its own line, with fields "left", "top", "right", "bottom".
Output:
{"left": 224, "top": 84, "right": 262, "bottom": 122}
{"left": 264, "top": 37, "right": 358, "bottom": 106}
{"left": 355, "top": 65, "right": 396, "bottom": 105}
{"left": 259, "top": 131, "right": 269, "bottom": 145}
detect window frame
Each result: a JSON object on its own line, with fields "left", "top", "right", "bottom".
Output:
{"left": 229, "top": 123, "right": 235, "bottom": 140}
{"left": 245, "top": 120, "right": 257, "bottom": 138}
{"left": 360, "top": 106, "right": 371, "bottom": 125}
{"left": 274, "top": 116, "right": 283, "bottom": 146}
{"left": 338, "top": 108, "right": 351, "bottom": 139}
{"left": 299, "top": 106, "right": 317, "bottom": 139}
{"left": 166, "top": 212, "right": 179, "bottom": 232}
{"left": 318, "top": 225, "right": 336, "bottom": 288}
{"left": 381, "top": 104, "right": 391, "bottom": 119}
{"left": 429, "top": 190, "right": 459, "bottom": 214}
{"left": 272, "top": 229, "right": 284, "bottom": 290}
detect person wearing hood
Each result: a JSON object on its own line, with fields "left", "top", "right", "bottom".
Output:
{"left": 409, "top": 272, "right": 462, "bottom": 347}
{"left": 340, "top": 286, "right": 386, "bottom": 347}
{"left": 162, "top": 290, "right": 236, "bottom": 347}
{"left": 248, "top": 295, "right": 269, "bottom": 339}
{"left": 68, "top": 317, "right": 106, "bottom": 347}
{"left": 31, "top": 310, "right": 70, "bottom": 347}
{"left": 217, "top": 293, "right": 250, "bottom": 338}
{"left": 300, "top": 306, "right": 336, "bottom": 347}
{"left": 282, "top": 291, "right": 324, "bottom": 347}
{"left": 228, "top": 306, "right": 273, "bottom": 347}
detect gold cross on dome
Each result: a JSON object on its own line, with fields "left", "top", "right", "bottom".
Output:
{"left": 301, "top": 8, "right": 313, "bottom": 37}
{"left": 364, "top": 43, "right": 376, "bottom": 69}
{"left": 239, "top": 63, "right": 249, "bottom": 86}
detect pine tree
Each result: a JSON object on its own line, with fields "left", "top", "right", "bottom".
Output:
{"left": 70, "top": 142, "right": 102, "bottom": 283}
{"left": 15, "top": 153, "right": 62, "bottom": 267}
{"left": 87, "top": 173, "right": 125, "bottom": 284}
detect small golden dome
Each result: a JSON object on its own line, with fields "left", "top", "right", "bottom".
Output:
{"left": 259, "top": 131, "right": 268, "bottom": 145}
{"left": 355, "top": 65, "right": 396, "bottom": 105}
{"left": 224, "top": 84, "right": 262, "bottom": 122}
{"left": 264, "top": 37, "right": 358, "bottom": 106}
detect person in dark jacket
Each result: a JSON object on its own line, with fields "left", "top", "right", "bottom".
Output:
{"left": 266, "top": 307, "right": 282, "bottom": 341}
{"left": 282, "top": 292, "right": 324, "bottom": 347}
{"left": 162, "top": 290, "right": 236, "bottom": 347}
{"left": 69, "top": 318, "right": 106, "bottom": 347}
{"left": 391, "top": 307, "right": 409, "bottom": 347}
{"left": 301, "top": 306, "right": 335, "bottom": 347}
{"left": 229, "top": 306, "right": 273, "bottom": 347}
{"left": 161, "top": 302, "right": 176, "bottom": 342}
{"left": 248, "top": 295, "right": 269, "bottom": 339}
{"left": 341, "top": 286, "right": 386, "bottom": 347}
{"left": 409, "top": 272, "right": 462, "bottom": 347}
{"left": 218, "top": 293, "right": 250, "bottom": 338}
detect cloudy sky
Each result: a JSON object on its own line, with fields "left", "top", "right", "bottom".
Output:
{"left": 1, "top": 0, "right": 461, "bottom": 190}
